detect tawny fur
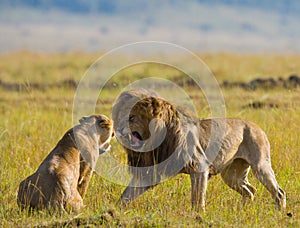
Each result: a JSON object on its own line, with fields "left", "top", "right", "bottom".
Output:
{"left": 112, "top": 90, "right": 286, "bottom": 212}
{"left": 17, "top": 114, "right": 114, "bottom": 213}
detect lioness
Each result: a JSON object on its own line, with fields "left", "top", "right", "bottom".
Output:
{"left": 112, "top": 90, "right": 286, "bottom": 212}
{"left": 17, "top": 114, "right": 114, "bottom": 212}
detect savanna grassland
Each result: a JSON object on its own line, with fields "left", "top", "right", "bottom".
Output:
{"left": 0, "top": 52, "right": 299, "bottom": 227}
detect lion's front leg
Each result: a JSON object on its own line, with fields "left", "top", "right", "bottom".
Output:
{"left": 77, "top": 162, "right": 93, "bottom": 198}
{"left": 77, "top": 171, "right": 92, "bottom": 199}
{"left": 190, "top": 171, "right": 209, "bottom": 212}
{"left": 121, "top": 177, "right": 152, "bottom": 203}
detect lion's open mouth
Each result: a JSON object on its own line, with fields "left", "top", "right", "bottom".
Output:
{"left": 130, "top": 131, "right": 143, "bottom": 149}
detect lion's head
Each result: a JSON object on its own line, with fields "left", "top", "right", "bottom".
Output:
{"left": 112, "top": 89, "right": 157, "bottom": 137}
{"left": 112, "top": 90, "right": 182, "bottom": 165}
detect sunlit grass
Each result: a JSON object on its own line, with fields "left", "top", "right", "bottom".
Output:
{"left": 0, "top": 52, "right": 299, "bottom": 226}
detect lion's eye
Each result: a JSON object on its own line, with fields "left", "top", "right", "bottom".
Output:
{"left": 98, "top": 119, "right": 105, "bottom": 124}
{"left": 129, "top": 116, "right": 134, "bottom": 123}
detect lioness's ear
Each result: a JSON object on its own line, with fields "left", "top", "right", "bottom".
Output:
{"left": 79, "top": 116, "right": 96, "bottom": 125}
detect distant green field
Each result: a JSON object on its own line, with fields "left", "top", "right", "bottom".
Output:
{"left": 0, "top": 52, "right": 299, "bottom": 227}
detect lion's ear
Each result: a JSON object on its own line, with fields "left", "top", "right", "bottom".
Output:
{"left": 79, "top": 116, "right": 96, "bottom": 126}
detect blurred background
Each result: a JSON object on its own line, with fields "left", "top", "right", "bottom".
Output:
{"left": 1, "top": 0, "right": 299, "bottom": 53}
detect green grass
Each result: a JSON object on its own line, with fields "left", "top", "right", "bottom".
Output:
{"left": 0, "top": 52, "right": 299, "bottom": 227}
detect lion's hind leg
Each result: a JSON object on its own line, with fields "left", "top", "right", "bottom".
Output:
{"left": 221, "top": 158, "right": 257, "bottom": 204}
{"left": 251, "top": 161, "right": 286, "bottom": 211}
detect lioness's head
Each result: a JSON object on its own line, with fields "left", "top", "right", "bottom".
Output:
{"left": 79, "top": 114, "right": 114, "bottom": 153}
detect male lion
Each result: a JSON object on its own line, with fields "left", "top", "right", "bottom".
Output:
{"left": 17, "top": 114, "right": 114, "bottom": 213}
{"left": 112, "top": 90, "right": 286, "bottom": 212}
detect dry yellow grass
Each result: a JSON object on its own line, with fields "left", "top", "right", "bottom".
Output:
{"left": 0, "top": 52, "right": 299, "bottom": 226}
